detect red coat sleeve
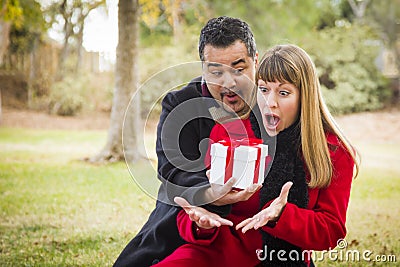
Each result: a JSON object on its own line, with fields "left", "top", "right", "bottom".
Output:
{"left": 261, "top": 136, "right": 355, "bottom": 251}
{"left": 177, "top": 209, "right": 220, "bottom": 245}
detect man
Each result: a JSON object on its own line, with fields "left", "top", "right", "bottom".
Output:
{"left": 114, "top": 16, "right": 259, "bottom": 267}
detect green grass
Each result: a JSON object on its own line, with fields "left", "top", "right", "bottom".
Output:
{"left": 0, "top": 127, "right": 157, "bottom": 266}
{"left": 314, "top": 141, "right": 400, "bottom": 266}
{"left": 0, "top": 127, "right": 399, "bottom": 266}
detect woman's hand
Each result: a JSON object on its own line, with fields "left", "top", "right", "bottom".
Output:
{"left": 174, "top": 197, "right": 233, "bottom": 230}
{"left": 236, "top": 182, "right": 293, "bottom": 233}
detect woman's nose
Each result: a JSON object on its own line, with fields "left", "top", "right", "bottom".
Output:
{"left": 267, "top": 92, "right": 278, "bottom": 108}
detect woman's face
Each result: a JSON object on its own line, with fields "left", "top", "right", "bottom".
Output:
{"left": 257, "top": 79, "right": 300, "bottom": 136}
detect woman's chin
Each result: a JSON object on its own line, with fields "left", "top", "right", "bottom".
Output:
{"left": 264, "top": 125, "right": 278, "bottom": 136}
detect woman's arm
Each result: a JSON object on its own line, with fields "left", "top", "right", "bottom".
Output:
{"left": 260, "top": 144, "right": 354, "bottom": 250}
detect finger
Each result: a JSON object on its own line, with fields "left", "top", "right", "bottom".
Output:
{"left": 211, "top": 178, "right": 236, "bottom": 199}
{"left": 236, "top": 218, "right": 254, "bottom": 230}
{"left": 231, "top": 186, "right": 258, "bottom": 202}
{"left": 209, "top": 218, "right": 221, "bottom": 228}
{"left": 187, "top": 210, "right": 198, "bottom": 222}
{"left": 222, "top": 177, "right": 237, "bottom": 192}
{"left": 241, "top": 219, "right": 258, "bottom": 233}
{"left": 216, "top": 217, "right": 234, "bottom": 227}
{"left": 279, "top": 182, "right": 293, "bottom": 199}
{"left": 174, "top": 197, "right": 193, "bottom": 213}
{"left": 253, "top": 217, "right": 268, "bottom": 230}
{"left": 200, "top": 216, "right": 220, "bottom": 228}
{"left": 206, "top": 170, "right": 211, "bottom": 179}
{"left": 246, "top": 184, "right": 262, "bottom": 193}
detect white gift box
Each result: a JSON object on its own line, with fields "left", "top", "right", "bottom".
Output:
{"left": 255, "top": 143, "right": 268, "bottom": 185}
{"left": 209, "top": 140, "right": 268, "bottom": 189}
{"left": 232, "top": 146, "right": 258, "bottom": 189}
{"left": 209, "top": 143, "right": 228, "bottom": 186}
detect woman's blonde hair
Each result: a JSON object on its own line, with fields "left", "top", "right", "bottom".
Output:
{"left": 257, "top": 44, "right": 359, "bottom": 188}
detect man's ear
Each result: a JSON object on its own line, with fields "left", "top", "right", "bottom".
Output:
{"left": 254, "top": 51, "right": 259, "bottom": 68}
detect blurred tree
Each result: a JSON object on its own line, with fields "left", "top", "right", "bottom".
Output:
{"left": 7, "top": 0, "right": 47, "bottom": 108}
{"left": 204, "top": 0, "right": 352, "bottom": 52}
{"left": 347, "top": 0, "right": 370, "bottom": 20}
{"left": 1, "top": 0, "right": 47, "bottom": 115}
{"left": 302, "top": 25, "right": 388, "bottom": 114}
{"left": 45, "top": 0, "right": 105, "bottom": 79}
{"left": 8, "top": 0, "right": 47, "bottom": 56}
{"left": 0, "top": 0, "right": 22, "bottom": 121}
{"left": 366, "top": 0, "right": 400, "bottom": 101}
{"left": 0, "top": 0, "right": 23, "bottom": 66}
{"left": 338, "top": 0, "right": 400, "bottom": 102}
{"left": 90, "top": 0, "right": 141, "bottom": 163}
{"left": 140, "top": 0, "right": 209, "bottom": 43}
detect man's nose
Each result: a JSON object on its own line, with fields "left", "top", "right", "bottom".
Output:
{"left": 221, "top": 72, "right": 236, "bottom": 89}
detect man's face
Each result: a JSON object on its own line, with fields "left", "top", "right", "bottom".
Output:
{"left": 202, "top": 40, "right": 257, "bottom": 115}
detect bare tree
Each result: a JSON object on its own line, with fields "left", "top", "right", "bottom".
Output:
{"left": 47, "top": 0, "right": 105, "bottom": 79}
{"left": 347, "top": 0, "right": 370, "bottom": 20}
{"left": 89, "top": 0, "right": 141, "bottom": 163}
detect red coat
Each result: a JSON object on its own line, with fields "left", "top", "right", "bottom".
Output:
{"left": 154, "top": 120, "right": 354, "bottom": 267}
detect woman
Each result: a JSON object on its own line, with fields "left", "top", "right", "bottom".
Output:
{"left": 156, "top": 44, "right": 359, "bottom": 267}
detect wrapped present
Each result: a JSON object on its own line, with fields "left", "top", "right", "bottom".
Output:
{"left": 209, "top": 138, "right": 268, "bottom": 189}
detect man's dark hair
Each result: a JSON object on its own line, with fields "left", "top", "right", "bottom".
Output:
{"left": 198, "top": 16, "right": 256, "bottom": 61}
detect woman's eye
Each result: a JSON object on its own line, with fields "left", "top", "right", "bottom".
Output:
{"left": 279, "top": 91, "right": 290, "bottom": 96}
{"left": 258, "top": 86, "right": 269, "bottom": 93}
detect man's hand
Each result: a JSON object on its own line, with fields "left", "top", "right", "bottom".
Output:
{"left": 236, "top": 182, "right": 293, "bottom": 233}
{"left": 204, "top": 170, "right": 262, "bottom": 206}
{"left": 174, "top": 197, "right": 233, "bottom": 229}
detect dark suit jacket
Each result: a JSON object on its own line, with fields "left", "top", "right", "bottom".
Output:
{"left": 113, "top": 77, "right": 231, "bottom": 267}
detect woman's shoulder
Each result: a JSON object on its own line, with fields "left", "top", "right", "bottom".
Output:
{"left": 326, "top": 131, "right": 340, "bottom": 146}
{"left": 325, "top": 132, "right": 353, "bottom": 163}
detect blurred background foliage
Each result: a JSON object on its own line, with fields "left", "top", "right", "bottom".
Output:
{"left": 0, "top": 0, "right": 399, "bottom": 116}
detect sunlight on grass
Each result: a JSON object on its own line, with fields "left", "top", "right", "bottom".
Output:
{"left": 0, "top": 127, "right": 399, "bottom": 266}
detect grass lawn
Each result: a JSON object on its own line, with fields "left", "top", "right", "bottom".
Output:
{"left": 0, "top": 127, "right": 157, "bottom": 266}
{"left": 0, "top": 126, "right": 399, "bottom": 266}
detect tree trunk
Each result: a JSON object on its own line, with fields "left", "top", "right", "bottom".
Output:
{"left": 0, "top": 85, "right": 2, "bottom": 124}
{"left": 89, "top": 0, "right": 141, "bottom": 163}
{"left": 0, "top": 19, "right": 10, "bottom": 124}
{"left": 75, "top": 25, "right": 84, "bottom": 73}
{"left": 0, "top": 20, "right": 11, "bottom": 66}
{"left": 347, "top": 0, "right": 370, "bottom": 20}
{"left": 171, "top": 0, "right": 182, "bottom": 44}
{"left": 56, "top": 15, "right": 73, "bottom": 81}
{"left": 27, "top": 36, "right": 40, "bottom": 109}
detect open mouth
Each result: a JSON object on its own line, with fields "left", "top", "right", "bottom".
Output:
{"left": 264, "top": 114, "right": 280, "bottom": 128}
{"left": 221, "top": 91, "right": 242, "bottom": 102}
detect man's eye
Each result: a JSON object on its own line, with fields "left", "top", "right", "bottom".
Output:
{"left": 258, "top": 86, "right": 269, "bottom": 93}
{"left": 211, "top": 71, "right": 223, "bottom": 76}
{"left": 232, "top": 68, "right": 244, "bottom": 75}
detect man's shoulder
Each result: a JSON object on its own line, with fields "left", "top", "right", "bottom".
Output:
{"left": 166, "top": 76, "right": 203, "bottom": 102}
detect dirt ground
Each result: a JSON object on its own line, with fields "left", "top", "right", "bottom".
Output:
{"left": 0, "top": 108, "right": 110, "bottom": 130}
{"left": 1, "top": 107, "right": 400, "bottom": 143}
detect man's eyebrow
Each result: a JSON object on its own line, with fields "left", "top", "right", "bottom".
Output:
{"left": 207, "top": 62, "right": 223, "bottom": 67}
{"left": 231, "top": 58, "right": 246, "bottom": 66}
{"left": 206, "top": 59, "right": 246, "bottom": 68}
